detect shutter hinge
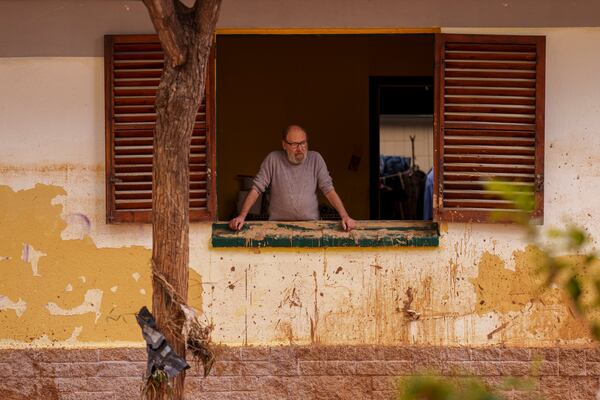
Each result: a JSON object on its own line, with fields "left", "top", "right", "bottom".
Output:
{"left": 534, "top": 174, "right": 544, "bottom": 192}
{"left": 109, "top": 175, "right": 122, "bottom": 184}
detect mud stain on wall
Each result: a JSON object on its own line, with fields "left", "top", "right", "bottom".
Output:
{"left": 0, "top": 184, "right": 204, "bottom": 344}
{"left": 313, "top": 246, "right": 592, "bottom": 346}
{"left": 469, "top": 247, "right": 591, "bottom": 343}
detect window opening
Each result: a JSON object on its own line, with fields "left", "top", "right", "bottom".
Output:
{"left": 216, "top": 34, "right": 436, "bottom": 222}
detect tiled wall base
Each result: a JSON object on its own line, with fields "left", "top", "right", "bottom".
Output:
{"left": 1, "top": 345, "right": 598, "bottom": 400}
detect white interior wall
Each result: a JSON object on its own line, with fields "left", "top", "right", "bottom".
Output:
{"left": 380, "top": 115, "right": 434, "bottom": 173}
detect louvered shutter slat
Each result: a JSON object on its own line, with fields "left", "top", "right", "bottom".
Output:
{"left": 105, "top": 34, "right": 216, "bottom": 223}
{"left": 115, "top": 70, "right": 163, "bottom": 79}
{"left": 445, "top": 61, "right": 536, "bottom": 71}
{"left": 446, "top": 87, "right": 536, "bottom": 97}
{"left": 446, "top": 97, "right": 535, "bottom": 106}
{"left": 445, "top": 70, "right": 536, "bottom": 79}
{"left": 114, "top": 43, "right": 163, "bottom": 52}
{"left": 114, "top": 97, "right": 157, "bottom": 105}
{"left": 434, "top": 34, "right": 545, "bottom": 223}
{"left": 444, "top": 147, "right": 534, "bottom": 156}
{"left": 114, "top": 53, "right": 164, "bottom": 61}
{"left": 445, "top": 52, "right": 536, "bottom": 61}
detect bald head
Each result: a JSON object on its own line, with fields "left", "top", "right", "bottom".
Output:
{"left": 282, "top": 125, "right": 308, "bottom": 141}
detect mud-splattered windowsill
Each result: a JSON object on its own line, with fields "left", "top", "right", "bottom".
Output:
{"left": 211, "top": 221, "right": 439, "bottom": 248}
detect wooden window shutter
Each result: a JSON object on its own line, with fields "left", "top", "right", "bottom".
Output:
{"left": 104, "top": 34, "right": 216, "bottom": 223}
{"left": 433, "top": 33, "right": 545, "bottom": 223}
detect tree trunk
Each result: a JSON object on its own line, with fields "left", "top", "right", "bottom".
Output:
{"left": 145, "top": 1, "right": 222, "bottom": 399}
{"left": 151, "top": 54, "right": 200, "bottom": 399}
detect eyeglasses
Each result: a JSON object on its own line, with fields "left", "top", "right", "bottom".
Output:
{"left": 285, "top": 140, "right": 307, "bottom": 149}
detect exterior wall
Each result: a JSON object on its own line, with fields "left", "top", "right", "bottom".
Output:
{"left": 2, "top": 27, "right": 600, "bottom": 349}
{"left": 3, "top": 0, "right": 600, "bottom": 57}
{"left": 2, "top": 1, "right": 600, "bottom": 396}
{"left": 1, "top": 0, "right": 600, "bottom": 359}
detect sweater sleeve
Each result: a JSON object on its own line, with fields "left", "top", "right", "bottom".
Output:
{"left": 251, "top": 152, "right": 274, "bottom": 193}
{"left": 315, "top": 152, "right": 334, "bottom": 195}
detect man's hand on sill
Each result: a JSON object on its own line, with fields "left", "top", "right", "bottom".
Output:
{"left": 341, "top": 215, "right": 356, "bottom": 232}
{"left": 229, "top": 215, "right": 246, "bottom": 231}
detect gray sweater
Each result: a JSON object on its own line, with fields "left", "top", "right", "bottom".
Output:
{"left": 252, "top": 150, "right": 334, "bottom": 220}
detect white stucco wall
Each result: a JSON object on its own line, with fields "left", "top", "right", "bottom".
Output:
{"left": 1, "top": 28, "right": 599, "bottom": 347}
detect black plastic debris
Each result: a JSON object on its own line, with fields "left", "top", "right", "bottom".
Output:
{"left": 136, "top": 306, "right": 190, "bottom": 379}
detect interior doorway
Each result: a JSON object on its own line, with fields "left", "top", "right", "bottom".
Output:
{"left": 369, "top": 76, "right": 434, "bottom": 220}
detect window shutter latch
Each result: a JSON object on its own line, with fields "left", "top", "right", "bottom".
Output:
{"left": 534, "top": 174, "right": 544, "bottom": 192}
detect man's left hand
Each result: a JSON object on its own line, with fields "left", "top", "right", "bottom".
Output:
{"left": 341, "top": 216, "right": 356, "bottom": 232}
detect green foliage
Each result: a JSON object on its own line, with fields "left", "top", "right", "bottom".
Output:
{"left": 486, "top": 180, "right": 535, "bottom": 215}
{"left": 499, "top": 376, "right": 537, "bottom": 392}
{"left": 397, "top": 376, "right": 503, "bottom": 400}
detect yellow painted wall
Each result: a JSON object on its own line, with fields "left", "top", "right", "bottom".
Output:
{"left": 1, "top": 28, "right": 600, "bottom": 348}
{"left": 0, "top": 182, "right": 203, "bottom": 346}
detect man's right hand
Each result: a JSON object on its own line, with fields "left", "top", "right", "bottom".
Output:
{"left": 229, "top": 215, "right": 246, "bottom": 231}
{"left": 230, "top": 189, "right": 259, "bottom": 231}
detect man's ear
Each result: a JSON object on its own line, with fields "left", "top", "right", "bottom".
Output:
{"left": 281, "top": 140, "right": 286, "bottom": 150}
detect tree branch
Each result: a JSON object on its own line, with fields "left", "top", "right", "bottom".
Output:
{"left": 193, "top": 0, "right": 222, "bottom": 39}
{"left": 142, "top": 0, "right": 187, "bottom": 67}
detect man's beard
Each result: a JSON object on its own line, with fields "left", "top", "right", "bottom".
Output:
{"left": 286, "top": 150, "right": 306, "bottom": 165}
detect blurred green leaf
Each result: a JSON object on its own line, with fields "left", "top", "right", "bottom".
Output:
{"left": 397, "top": 376, "right": 504, "bottom": 400}
{"left": 592, "top": 323, "right": 600, "bottom": 341}
{"left": 565, "top": 275, "right": 583, "bottom": 310}
{"left": 486, "top": 180, "right": 534, "bottom": 222}
{"left": 500, "top": 376, "right": 536, "bottom": 391}
{"left": 566, "top": 226, "right": 588, "bottom": 249}
{"left": 546, "top": 228, "right": 563, "bottom": 239}
{"left": 585, "top": 254, "right": 597, "bottom": 265}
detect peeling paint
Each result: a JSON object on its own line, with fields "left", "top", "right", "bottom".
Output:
{"left": 470, "top": 249, "right": 544, "bottom": 315}
{"left": 21, "top": 243, "right": 46, "bottom": 276}
{"left": 61, "top": 213, "right": 92, "bottom": 240}
{"left": 0, "top": 184, "right": 151, "bottom": 344}
{"left": 0, "top": 295, "right": 27, "bottom": 317}
{"left": 0, "top": 184, "right": 206, "bottom": 345}
{"left": 469, "top": 247, "right": 591, "bottom": 344}
{"left": 46, "top": 288, "right": 103, "bottom": 322}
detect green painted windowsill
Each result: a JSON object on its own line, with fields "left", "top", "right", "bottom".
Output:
{"left": 211, "top": 221, "right": 439, "bottom": 248}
